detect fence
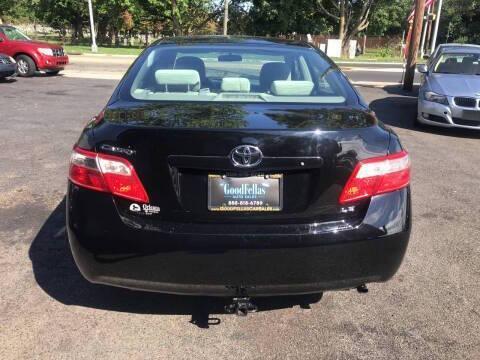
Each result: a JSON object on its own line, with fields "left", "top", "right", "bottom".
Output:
{"left": 288, "top": 34, "right": 402, "bottom": 51}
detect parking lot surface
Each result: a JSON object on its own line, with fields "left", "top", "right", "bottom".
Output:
{"left": 1, "top": 75, "right": 479, "bottom": 359}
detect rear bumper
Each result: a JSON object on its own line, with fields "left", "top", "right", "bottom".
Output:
{"left": 0, "top": 63, "right": 17, "bottom": 78}
{"left": 67, "top": 185, "right": 411, "bottom": 296}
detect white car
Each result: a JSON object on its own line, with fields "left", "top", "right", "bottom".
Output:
{"left": 417, "top": 47, "right": 480, "bottom": 130}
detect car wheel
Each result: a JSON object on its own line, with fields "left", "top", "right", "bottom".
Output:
{"left": 15, "top": 55, "right": 36, "bottom": 77}
{"left": 46, "top": 70, "right": 61, "bottom": 76}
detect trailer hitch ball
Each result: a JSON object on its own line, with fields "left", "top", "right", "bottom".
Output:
{"left": 225, "top": 297, "right": 258, "bottom": 316}
{"left": 357, "top": 284, "right": 369, "bottom": 293}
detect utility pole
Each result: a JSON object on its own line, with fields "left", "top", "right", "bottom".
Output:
{"left": 223, "top": 0, "right": 229, "bottom": 36}
{"left": 430, "top": 0, "right": 443, "bottom": 51}
{"left": 87, "top": 0, "right": 98, "bottom": 53}
{"left": 403, "top": 0, "right": 426, "bottom": 91}
{"left": 420, "top": 4, "right": 431, "bottom": 58}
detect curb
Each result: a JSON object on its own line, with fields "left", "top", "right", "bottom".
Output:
{"left": 67, "top": 53, "right": 139, "bottom": 58}
{"left": 336, "top": 61, "right": 404, "bottom": 66}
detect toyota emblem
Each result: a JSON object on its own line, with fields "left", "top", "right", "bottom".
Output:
{"left": 230, "top": 145, "right": 263, "bottom": 168}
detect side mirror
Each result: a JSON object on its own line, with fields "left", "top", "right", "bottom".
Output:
{"left": 417, "top": 64, "right": 429, "bottom": 74}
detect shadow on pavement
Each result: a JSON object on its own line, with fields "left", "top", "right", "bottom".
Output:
{"left": 370, "top": 85, "right": 480, "bottom": 139}
{"left": 29, "top": 198, "right": 323, "bottom": 328}
{"left": 0, "top": 77, "right": 17, "bottom": 83}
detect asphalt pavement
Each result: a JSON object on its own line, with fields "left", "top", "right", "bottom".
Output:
{"left": 0, "top": 72, "right": 479, "bottom": 359}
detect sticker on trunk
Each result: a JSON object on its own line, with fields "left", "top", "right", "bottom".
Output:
{"left": 129, "top": 203, "right": 160, "bottom": 215}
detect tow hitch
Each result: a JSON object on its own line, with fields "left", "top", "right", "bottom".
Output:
{"left": 357, "top": 284, "right": 369, "bottom": 293}
{"left": 225, "top": 297, "right": 258, "bottom": 316}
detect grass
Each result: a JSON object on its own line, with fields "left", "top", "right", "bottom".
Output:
{"left": 333, "top": 55, "right": 404, "bottom": 62}
{"left": 331, "top": 48, "right": 404, "bottom": 63}
{"left": 26, "top": 34, "right": 144, "bottom": 56}
{"left": 63, "top": 45, "right": 405, "bottom": 61}
{"left": 63, "top": 45, "right": 143, "bottom": 56}
{"left": 30, "top": 33, "right": 407, "bottom": 60}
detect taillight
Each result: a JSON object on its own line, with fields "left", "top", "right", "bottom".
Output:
{"left": 69, "top": 147, "right": 149, "bottom": 203}
{"left": 339, "top": 150, "right": 410, "bottom": 204}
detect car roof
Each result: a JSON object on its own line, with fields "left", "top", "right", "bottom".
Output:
{"left": 151, "top": 35, "right": 313, "bottom": 49}
{"left": 441, "top": 47, "right": 480, "bottom": 55}
{"left": 437, "top": 43, "right": 480, "bottom": 51}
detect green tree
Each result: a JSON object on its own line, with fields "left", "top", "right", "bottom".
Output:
{"left": 138, "top": 0, "right": 220, "bottom": 36}
{"left": 438, "top": 0, "right": 479, "bottom": 43}
{"left": 316, "top": 0, "right": 375, "bottom": 55}
{"left": 0, "top": 0, "right": 16, "bottom": 24}
{"left": 249, "top": 0, "right": 333, "bottom": 36}
{"left": 1, "top": 0, "right": 38, "bottom": 24}
{"left": 367, "top": 0, "right": 411, "bottom": 36}
{"left": 95, "top": 0, "right": 137, "bottom": 45}
{"left": 36, "top": 0, "right": 88, "bottom": 42}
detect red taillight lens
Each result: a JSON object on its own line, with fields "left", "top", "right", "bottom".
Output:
{"left": 339, "top": 150, "right": 410, "bottom": 204}
{"left": 69, "top": 147, "right": 149, "bottom": 203}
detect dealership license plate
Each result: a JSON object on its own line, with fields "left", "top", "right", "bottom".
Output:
{"left": 208, "top": 174, "right": 283, "bottom": 211}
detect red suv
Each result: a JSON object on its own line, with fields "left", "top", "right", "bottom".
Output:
{"left": 0, "top": 25, "right": 69, "bottom": 77}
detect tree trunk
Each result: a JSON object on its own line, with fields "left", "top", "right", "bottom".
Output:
{"left": 338, "top": 0, "right": 345, "bottom": 41}
{"left": 60, "top": 27, "right": 67, "bottom": 44}
{"left": 107, "top": 29, "right": 113, "bottom": 46}
{"left": 71, "top": 18, "right": 83, "bottom": 44}
{"left": 342, "top": 36, "right": 351, "bottom": 57}
{"left": 171, "top": 0, "right": 184, "bottom": 36}
{"left": 114, "top": 29, "right": 120, "bottom": 47}
{"left": 75, "top": 15, "right": 83, "bottom": 41}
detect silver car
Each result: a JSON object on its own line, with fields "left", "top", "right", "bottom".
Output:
{"left": 0, "top": 53, "right": 16, "bottom": 79}
{"left": 426, "top": 43, "right": 480, "bottom": 65}
{"left": 417, "top": 48, "right": 480, "bottom": 130}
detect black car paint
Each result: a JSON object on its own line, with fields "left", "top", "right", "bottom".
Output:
{"left": 0, "top": 54, "right": 16, "bottom": 78}
{"left": 67, "top": 185, "right": 410, "bottom": 296}
{"left": 68, "top": 37, "right": 411, "bottom": 296}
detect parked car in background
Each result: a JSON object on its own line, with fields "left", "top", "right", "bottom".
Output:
{"left": 67, "top": 36, "right": 411, "bottom": 313}
{"left": 426, "top": 43, "right": 480, "bottom": 66}
{"left": 0, "top": 25, "right": 68, "bottom": 77}
{"left": 417, "top": 47, "right": 480, "bottom": 130}
{"left": 0, "top": 53, "right": 16, "bottom": 79}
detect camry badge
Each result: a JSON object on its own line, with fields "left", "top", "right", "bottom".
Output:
{"left": 230, "top": 145, "right": 263, "bottom": 168}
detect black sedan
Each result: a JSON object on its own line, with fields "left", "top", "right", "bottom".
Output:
{"left": 0, "top": 53, "right": 16, "bottom": 79}
{"left": 67, "top": 37, "right": 411, "bottom": 312}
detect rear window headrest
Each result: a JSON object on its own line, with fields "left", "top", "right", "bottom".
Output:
{"left": 221, "top": 77, "right": 251, "bottom": 92}
{"left": 270, "top": 80, "right": 314, "bottom": 96}
{"left": 175, "top": 56, "right": 206, "bottom": 81}
{"left": 155, "top": 69, "right": 200, "bottom": 91}
{"left": 260, "top": 62, "right": 290, "bottom": 91}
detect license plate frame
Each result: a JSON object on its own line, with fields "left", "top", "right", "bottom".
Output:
{"left": 208, "top": 174, "right": 283, "bottom": 212}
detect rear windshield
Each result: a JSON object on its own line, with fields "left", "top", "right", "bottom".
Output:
{"left": 119, "top": 44, "right": 357, "bottom": 105}
{"left": 434, "top": 52, "right": 480, "bottom": 75}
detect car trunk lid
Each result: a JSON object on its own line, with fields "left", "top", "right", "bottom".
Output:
{"left": 90, "top": 102, "right": 390, "bottom": 226}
